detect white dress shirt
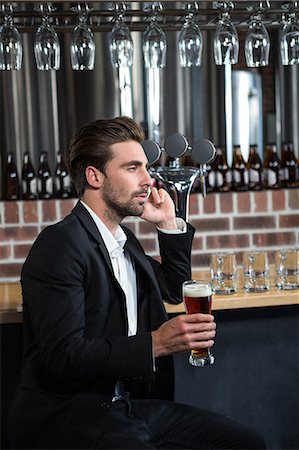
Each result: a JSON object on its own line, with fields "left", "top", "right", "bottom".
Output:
{"left": 80, "top": 200, "right": 186, "bottom": 337}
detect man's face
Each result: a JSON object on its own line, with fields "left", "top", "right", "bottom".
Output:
{"left": 101, "top": 140, "right": 152, "bottom": 220}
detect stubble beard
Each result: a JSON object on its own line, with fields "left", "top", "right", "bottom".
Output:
{"left": 102, "top": 177, "right": 145, "bottom": 224}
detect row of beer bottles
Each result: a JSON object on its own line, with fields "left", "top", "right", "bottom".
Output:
{"left": 190, "top": 142, "right": 298, "bottom": 193}
{"left": 3, "top": 151, "right": 76, "bottom": 201}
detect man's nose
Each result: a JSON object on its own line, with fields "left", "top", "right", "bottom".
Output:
{"left": 142, "top": 168, "right": 153, "bottom": 186}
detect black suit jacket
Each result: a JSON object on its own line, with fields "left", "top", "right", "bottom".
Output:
{"left": 8, "top": 201, "right": 194, "bottom": 449}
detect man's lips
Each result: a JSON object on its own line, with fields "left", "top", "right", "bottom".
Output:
{"left": 134, "top": 190, "right": 150, "bottom": 202}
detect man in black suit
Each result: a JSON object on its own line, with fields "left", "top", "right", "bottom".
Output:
{"left": 8, "top": 117, "right": 266, "bottom": 449}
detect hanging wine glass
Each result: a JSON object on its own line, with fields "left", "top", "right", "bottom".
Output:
{"left": 34, "top": 3, "right": 60, "bottom": 70}
{"left": 280, "top": 12, "right": 299, "bottom": 66}
{"left": 0, "top": 4, "right": 23, "bottom": 70}
{"left": 245, "top": 15, "right": 270, "bottom": 67}
{"left": 214, "top": 7, "right": 239, "bottom": 65}
{"left": 109, "top": 3, "right": 133, "bottom": 68}
{"left": 178, "top": 6, "right": 203, "bottom": 68}
{"left": 71, "top": 3, "right": 95, "bottom": 70}
{"left": 143, "top": 3, "right": 167, "bottom": 69}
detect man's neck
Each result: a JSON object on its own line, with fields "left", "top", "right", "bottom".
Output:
{"left": 81, "top": 193, "right": 120, "bottom": 235}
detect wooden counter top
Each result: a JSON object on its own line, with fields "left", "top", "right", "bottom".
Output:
{"left": 0, "top": 283, "right": 23, "bottom": 324}
{"left": 166, "top": 269, "right": 299, "bottom": 313}
{"left": 1, "top": 269, "right": 298, "bottom": 324}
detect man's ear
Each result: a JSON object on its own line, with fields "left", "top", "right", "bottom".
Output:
{"left": 85, "top": 166, "right": 105, "bottom": 188}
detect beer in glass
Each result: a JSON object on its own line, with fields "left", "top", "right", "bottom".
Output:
{"left": 183, "top": 280, "right": 215, "bottom": 367}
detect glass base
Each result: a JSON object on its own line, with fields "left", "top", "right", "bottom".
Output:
{"left": 213, "top": 287, "right": 237, "bottom": 295}
{"left": 276, "top": 283, "right": 299, "bottom": 290}
{"left": 189, "top": 353, "right": 215, "bottom": 367}
{"left": 244, "top": 285, "right": 269, "bottom": 292}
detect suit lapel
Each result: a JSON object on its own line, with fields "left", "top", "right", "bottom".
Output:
{"left": 72, "top": 201, "right": 113, "bottom": 274}
{"left": 124, "top": 238, "right": 160, "bottom": 294}
{"left": 124, "top": 236, "right": 168, "bottom": 327}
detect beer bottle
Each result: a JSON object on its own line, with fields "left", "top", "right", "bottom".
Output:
{"left": 214, "top": 146, "right": 231, "bottom": 192}
{"left": 22, "top": 152, "right": 37, "bottom": 200}
{"left": 38, "top": 152, "right": 53, "bottom": 199}
{"left": 263, "top": 143, "right": 281, "bottom": 189}
{"left": 232, "top": 145, "right": 248, "bottom": 191}
{"left": 280, "top": 142, "right": 298, "bottom": 188}
{"left": 247, "top": 144, "right": 263, "bottom": 191}
{"left": 54, "top": 151, "right": 73, "bottom": 198}
{"left": 4, "top": 152, "right": 20, "bottom": 200}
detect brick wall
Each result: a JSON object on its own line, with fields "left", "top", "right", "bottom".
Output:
{"left": 0, "top": 189, "right": 298, "bottom": 282}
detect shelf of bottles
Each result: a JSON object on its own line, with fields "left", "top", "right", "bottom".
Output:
{"left": 3, "top": 151, "right": 75, "bottom": 201}
{"left": 2, "top": 141, "right": 299, "bottom": 202}
{"left": 200, "top": 142, "right": 299, "bottom": 194}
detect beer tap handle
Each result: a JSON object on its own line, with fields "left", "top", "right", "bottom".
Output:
{"left": 142, "top": 140, "right": 162, "bottom": 166}
{"left": 164, "top": 133, "right": 189, "bottom": 159}
{"left": 199, "top": 164, "right": 207, "bottom": 198}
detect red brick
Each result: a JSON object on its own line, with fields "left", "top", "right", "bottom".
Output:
{"left": 0, "top": 245, "right": 11, "bottom": 259}
{"left": 279, "top": 214, "right": 299, "bottom": 228}
{"left": 192, "top": 236, "right": 203, "bottom": 250}
{"left": 237, "top": 192, "right": 251, "bottom": 213}
{"left": 122, "top": 221, "right": 136, "bottom": 234}
{"left": 13, "top": 244, "right": 31, "bottom": 259}
{"left": 234, "top": 216, "right": 275, "bottom": 229}
{"left": 220, "top": 193, "right": 233, "bottom": 213}
{"left": 22, "top": 201, "right": 38, "bottom": 223}
{"left": 4, "top": 202, "right": 19, "bottom": 223}
{"left": 0, "top": 263, "right": 22, "bottom": 278}
{"left": 252, "top": 232, "right": 296, "bottom": 247}
{"left": 288, "top": 190, "right": 299, "bottom": 210}
{"left": 203, "top": 193, "right": 216, "bottom": 214}
{"left": 60, "top": 199, "right": 77, "bottom": 219}
{"left": 191, "top": 253, "right": 211, "bottom": 268}
{"left": 189, "top": 193, "right": 199, "bottom": 215}
{"left": 23, "top": 201, "right": 38, "bottom": 223}
{"left": 139, "top": 238, "right": 157, "bottom": 252}
{"left": 190, "top": 218, "right": 229, "bottom": 232}
{"left": 139, "top": 221, "right": 157, "bottom": 234}
{"left": 0, "top": 226, "right": 39, "bottom": 241}
{"left": 272, "top": 190, "right": 285, "bottom": 211}
{"left": 42, "top": 200, "right": 57, "bottom": 223}
{"left": 206, "top": 234, "right": 250, "bottom": 249}
{"left": 253, "top": 191, "right": 268, "bottom": 212}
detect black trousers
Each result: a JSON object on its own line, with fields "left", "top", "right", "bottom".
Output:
{"left": 96, "top": 396, "right": 266, "bottom": 449}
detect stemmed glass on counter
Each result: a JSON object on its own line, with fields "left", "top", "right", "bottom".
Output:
{"left": 109, "top": 2, "right": 133, "bottom": 68}
{"left": 178, "top": 3, "right": 203, "bottom": 67}
{"left": 0, "top": 3, "right": 22, "bottom": 70}
{"left": 34, "top": 3, "right": 60, "bottom": 70}
{"left": 71, "top": 3, "right": 95, "bottom": 70}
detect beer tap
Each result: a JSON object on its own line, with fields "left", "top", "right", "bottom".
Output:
{"left": 191, "top": 138, "right": 217, "bottom": 197}
{"left": 142, "top": 133, "right": 216, "bottom": 222}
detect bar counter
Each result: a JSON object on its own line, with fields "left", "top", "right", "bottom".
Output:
{"left": 1, "top": 272, "right": 298, "bottom": 450}
{"left": 1, "top": 270, "right": 298, "bottom": 324}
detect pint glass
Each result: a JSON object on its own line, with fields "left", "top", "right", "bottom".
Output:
{"left": 182, "top": 280, "right": 215, "bottom": 367}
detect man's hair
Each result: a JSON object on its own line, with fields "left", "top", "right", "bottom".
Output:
{"left": 67, "top": 116, "right": 145, "bottom": 197}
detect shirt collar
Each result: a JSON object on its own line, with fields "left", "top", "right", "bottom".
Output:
{"left": 80, "top": 200, "right": 127, "bottom": 257}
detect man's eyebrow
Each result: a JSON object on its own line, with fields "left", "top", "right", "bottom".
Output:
{"left": 120, "top": 160, "right": 147, "bottom": 168}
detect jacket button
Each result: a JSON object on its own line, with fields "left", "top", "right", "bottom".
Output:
{"left": 100, "top": 402, "right": 111, "bottom": 410}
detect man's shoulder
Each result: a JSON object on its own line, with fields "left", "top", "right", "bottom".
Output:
{"left": 33, "top": 210, "right": 83, "bottom": 249}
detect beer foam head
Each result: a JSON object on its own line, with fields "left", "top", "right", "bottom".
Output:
{"left": 183, "top": 283, "right": 211, "bottom": 298}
